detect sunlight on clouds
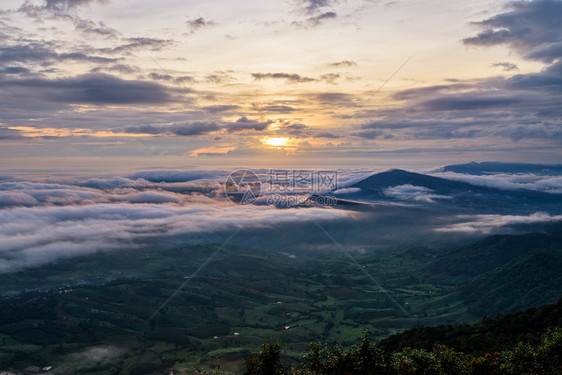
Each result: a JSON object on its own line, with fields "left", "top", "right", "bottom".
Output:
{"left": 10, "top": 127, "right": 153, "bottom": 138}
{"left": 189, "top": 146, "right": 237, "bottom": 157}
{"left": 262, "top": 137, "right": 289, "bottom": 147}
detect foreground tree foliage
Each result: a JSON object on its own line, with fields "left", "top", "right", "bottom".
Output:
{"left": 244, "top": 338, "right": 287, "bottom": 375}
{"left": 232, "top": 328, "right": 562, "bottom": 375}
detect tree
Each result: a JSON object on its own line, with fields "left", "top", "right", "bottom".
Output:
{"left": 244, "top": 338, "right": 286, "bottom": 375}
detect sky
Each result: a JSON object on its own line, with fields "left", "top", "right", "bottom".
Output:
{"left": 0, "top": 0, "right": 561, "bottom": 173}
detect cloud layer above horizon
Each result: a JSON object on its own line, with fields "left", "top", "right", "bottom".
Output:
{"left": 2, "top": 166, "right": 562, "bottom": 272}
{"left": 0, "top": 169, "right": 358, "bottom": 272}
{"left": 0, "top": 0, "right": 561, "bottom": 168}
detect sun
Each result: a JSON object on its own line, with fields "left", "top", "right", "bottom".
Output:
{"left": 263, "top": 137, "right": 289, "bottom": 147}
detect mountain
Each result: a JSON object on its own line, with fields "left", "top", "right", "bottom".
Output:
{"left": 442, "top": 161, "right": 562, "bottom": 175}
{"left": 377, "top": 297, "right": 562, "bottom": 355}
{"left": 423, "top": 231, "right": 562, "bottom": 282}
{"left": 339, "top": 169, "right": 562, "bottom": 213}
{"left": 421, "top": 230, "right": 562, "bottom": 316}
{"left": 461, "top": 249, "right": 562, "bottom": 315}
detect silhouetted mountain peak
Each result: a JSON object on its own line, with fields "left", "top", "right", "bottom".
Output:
{"left": 350, "top": 169, "right": 480, "bottom": 194}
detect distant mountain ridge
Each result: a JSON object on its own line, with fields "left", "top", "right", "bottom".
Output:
{"left": 338, "top": 169, "right": 562, "bottom": 213}
{"left": 442, "top": 161, "right": 562, "bottom": 175}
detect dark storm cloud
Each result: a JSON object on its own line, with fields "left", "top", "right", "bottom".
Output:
{"left": 0, "top": 73, "right": 173, "bottom": 104}
{"left": 252, "top": 72, "right": 317, "bottom": 83}
{"left": 463, "top": 0, "right": 562, "bottom": 63}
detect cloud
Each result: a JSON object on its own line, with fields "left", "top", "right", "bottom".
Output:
{"left": 436, "top": 212, "right": 562, "bottom": 234}
{"left": 252, "top": 72, "right": 340, "bottom": 84}
{"left": 320, "top": 73, "right": 340, "bottom": 84}
{"left": 384, "top": 184, "right": 451, "bottom": 203}
{"left": 433, "top": 172, "right": 562, "bottom": 194}
{"left": 73, "top": 18, "right": 118, "bottom": 37}
{"left": 205, "top": 72, "right": 234, "bottom": 84}
{"left": 315, "top": 132, "right": 340, "bottom": 138}
{"left": 93, "top": 64, "right": 140, "bottom": 74}
{"left": 422, "top": 93, "right": 522, "bottom": 111}
{"left": 327, "top": 60, "right": 356, "bottom": 68}
{"left": 315, "top": 92, "right": 355, "bottom": 106}
{"left": 491, "top": 61, "right": 518, "bottom": 71}
{"left": 80, "top": 177, "right": 148, "bottom": 189}
{"left": 186, "top": 17, "right": 216, "bottom": 33}
{"left": 352, "top": 129, "right": 386, "bottom": 139}
{"left": 0, "top": 127, "right": 24, "bottom": 139}
{"left": 128, "top": 170, "right": 227, "bottom": 183}
{"left": 258, "top": 105, "right": 298, "bottom": 113}
{"left": 0, "top": 73, "right": 174, "bottom": 105}
{"left": 0, "top": 66, "right": 31, "bottom": 75}
{"left": 333, "top": 187, "right": 361, "bottom": 195}
{"left": 119, "top": 191, "right": 181, "bottom": 204}
{"left": 306, "top": 11, "right": 337, "bottom": 27}
{"left": 228, "top": 117, "right": 272, "bottom": 132}
{"left": 203, "top": 104, "right": 240, "bottom": 114}
{"left": 103, "top": 38, "right": 176, "bottom": 54}
{"left": 17, "top": 0, "right": 108, "bottom": 16}
{"left": 0, "top": 197, "right": 351, "bottom": 272}
{"left": 0, "top": 43, "right": 118, "bottom": 65}
{"left": 124, "top": 121, "right": 222, "bottom": 137}
{"left": 252, "top": 72, "right": 316, "bottom": 83}
{"left": 0, "top": 191, "right": 39, "bottom": 206}
{"left": 349, "top": 0, "right": 562, "bottom": 143}
{"left": 121, "top": 121, "right": 224, "bottom": 138}
{"left": 18, "top": 0, "right": 118, "bottom": 38}
{"left": 169, "top": 121, "right": 220, "bottom": 136}
{"left": 37, "top": 0, "right": 107, "bottom": 12}
{"left": 300, "top": 0, "right": 337, "bottom": 15}
{"left": 463, "top": 0, "right": 562, "bottom": 63}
